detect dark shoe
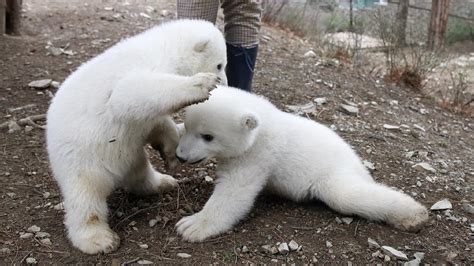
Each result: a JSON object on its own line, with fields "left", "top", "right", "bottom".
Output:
{"left": 225, "top": 43, "right": 258, "bottom": 92}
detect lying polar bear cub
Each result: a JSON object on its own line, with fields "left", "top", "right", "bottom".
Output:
{"left": 47, "top": 20, "right": 227, "bottom": 254}
{"left": 176, "top": 86, "right": 429, "bottom": 242}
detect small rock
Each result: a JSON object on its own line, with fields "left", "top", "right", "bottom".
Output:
{"left": 339, "top": 104, "right": 359, "bottom": 115}
{"left": 404, "top": 259, "right": 421, "bottom": 266}
{"left": 372, "top": 250, "right": 381, "bottom": 258}
{"left": 446, "top": 252, "right": 458, "bottom": 262}
{"left": 139, "top": 244, "right": 149, "bottom": 249}
{"left": 414, "top": 252, "right": 425, "bottom": 261}
{"left": 0, "top": 247, "right": 11, "bottom": 254}
{"left": 262, "top": 244, "right": 279, "bottom": 254}
{"left": 304, "top": 50, "right": 316, "bottom": 58}
{"left": 326, "top": 241, "right": 333, "bottom": 248}
{"left": 51, "top": 81, "right": 61, "bottom": 89}
{"left": 384, "top": 255, "right": 391, "bottom": 262}
{"left": 26, "top": 257, "right": 37, "bottom": 264}
{"left": 6, "top": 192, "right": 16, "bottom": 198}
{"left": 20, "top": 232, "right": 34, "bottom": 239}
{"left": 412, "top": 163, "right": 436, "bottom": 173}
{"left": 314, "top": 97, "right": 327, "bottom": 105}
{"left": 42, "top": 192, "right": 50, "bottom": 199}
{"left": 341, "top": 217, "right": 353, "bottom": 225}
{"left": 160, "top": 10, "right": 170, "bottom": 17}
{"left": 28, "top": 79, "right": 52, "bottom": 89}
{"left": 362, "top": 160, "right": 375, "bottom": 171}
{"left": 149, "top": 219, "right": 158, "bottom": 227}
{"left": 383, "top": 124, "right": 400, "bottom": 130}
{"left": 288, "top": 240, "right": 299, "bottom": 251}
{"left": 177, "top": 252, "right": 192, "bottom": 258}
{"left": 53, "top": 202, "right": 64, "bottom": 210}
{"left": 462, "top": 203, "right": 474, "bottom": 214}
{"left": 139, "top": 12, "right": 152, "bottom": 19}
{"left": 278, "top": 242, "right": 290, "bottom": 254}
{"left": 368, "top": 238, "right": 380, "bottom": 248}
{"left": 335, "top": 217, "right": 342, "bottom": 224}
{"left": 430, "top": 198, "right": 452, "bottom": 210}
{"left": 137, "top": 260, "right": 153, "bottom": 265}
{"left": 8, "top": 121, "right": 21, "bottom": 133}
{"left": 40, "top": 238, "right": 52, "bottom": 246}
{"left": 27, "top": 225, "right": 41, "bottom": 233}
{"left": 381, "top": 246, "right": 408, "bottom": 261}
{"left": 204, "top": 175, "right": 213, "bottom": 183}
{"left": 241, "top": 245, "right": 249, "bottom": 253}
{"left": 35, "top": 232, "right": 50, "bottom": 238}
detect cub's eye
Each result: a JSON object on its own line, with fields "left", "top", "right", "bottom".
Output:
{"left": 201, "top": 134, "right": 214, "bottom": 142}
{"left": 217, "top": 64, "right": 223, "bottom": 71}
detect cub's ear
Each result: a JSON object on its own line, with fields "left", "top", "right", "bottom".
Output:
{"left": 240, "top": 113, "right": 259, "bottom": 131}
{"left": 194, "top": 39, "right": 209, "bottom": 53}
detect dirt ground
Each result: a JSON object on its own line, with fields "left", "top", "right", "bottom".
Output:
{"left": 1, "top": 0, "right": 473, "bottom": 264}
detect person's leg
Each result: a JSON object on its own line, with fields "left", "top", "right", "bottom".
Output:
{"left": 177, "top": 0, "right": 220, "bottom": 23}
{"left": 221, "top": 0, "right": 262, "bottom": 92}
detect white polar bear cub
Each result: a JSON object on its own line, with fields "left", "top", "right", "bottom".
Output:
{"left": 176, "top": 86, "right": 429, "bottom": 242}
{"left": 46, "top": 19, "right": 227, "bottom": 254}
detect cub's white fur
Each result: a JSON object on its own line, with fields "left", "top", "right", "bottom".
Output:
{"left": 176, "top": 86, "right": 429, "bottom": 242}
{"left": 46, "top": 19, "right": 227, "bottom": 254}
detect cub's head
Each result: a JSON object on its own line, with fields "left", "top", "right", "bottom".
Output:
{"left": 164, "top": 19, "right": 227, "bottom": 84}
{"left": 176, "top": 88, "right": 260, "bottom": 164}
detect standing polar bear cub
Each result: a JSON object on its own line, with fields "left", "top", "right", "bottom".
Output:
{"left": 176, "top": 86, "right": 429, "bottom": 242}
{"left": 47, "top": 20, "right": 227, "bottom": 254}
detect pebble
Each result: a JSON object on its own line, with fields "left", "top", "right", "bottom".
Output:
{"left": 53, "top": 202, "right": 64, "bottom": 210}
{"left": 27, "top": 225, "right": 41, "bottom": 233}
{"left": 139, "top": 244, "right": 149, "bottom": 249}
{"left": 28, "top": 79, "right": 52, "bottom": 89}
{"left": 326, "top": 241, "right": 333, "bottom": 248}
{"left": 462, "top": 203, "right": 474, "bottom": 214}
{"left": 35, "top": 232, "right": 50, "bottom": 238}
{"left": 368, "top": 238, "right": 380, "bottom": 248}
{"left": 314, "top": 97, "right": 327, "bottom": 105}
{"left": 288, "top": 240, "right": 299, "bottom": 251}
{"left": 204, "top": 176, "right": 214, "bottom": 183}
{"left": 341, "top": 217, "right": 353, "bottom": 225}
{"left": 430, "top": 198, "right": 452, "bottom": 210}
{"left": 40, "top": 238, "right": 52, "bottom": 246}
{"left": 278, "top": 242, "right": 290, "bottom": 254}
{"left": 339, "top": 104, "right": 359, "bottom": 115}
{"left": 383, "top": 124, "right": 400, "bottom": 130}
{"left": 51, "top": 81, "right": 61, "bottom": 89}
{"left": 362, "top": 160, "right": 375, "bottom": 171}
{"left": 160, "top": 10, "right": 170, "bottom": 17}
{"left": 262, "top": 244, "right": 279, "bottom": 254}
{"left": 137, "top": 260, "right": 153, "bottom": 265}
{"left": 381, "top": 246, "right": 408, "bottom": 261}
{"left": 20, "top": 232, "right": 34, "bottom": 239}
{"left": 26, "top": 257, "right": 37, "bottom": 264}
{"left": 412, "top": 163, "right": 436, "bottom": 173}
{"left": 149, "top": 219, "right": 158, "bottom": 227}
{"left": 414, "top": 252, "right": 425, "bottom": 261}
{"left": 304, "top": 50, "right": 316, "bottom": 58}
{"left": 177, "top": 252, "right": 192, "bottom": 258}
{"left": 241, "top": 245, "right": 249, "bottom": 253}
{"left": 42, "top": 192, "right": 50, "bottom": 199}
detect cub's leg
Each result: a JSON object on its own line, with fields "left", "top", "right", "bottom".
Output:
{"left": 62, "top": 172, "right": 119, "bottom": 254}
{"left": 176, "top": 165, "right": 269, "bottom": 242}
{"left": 108, "top": 71, "right": 221, "bottom": 122}
{"left": 317, "top": 175, "right": 429, "bottom": 231}
{"left": 123, "top": 156, "right": 178, "bottom": 195}
{"left": 148, "top": 116, "right": 180, "bottom": 169}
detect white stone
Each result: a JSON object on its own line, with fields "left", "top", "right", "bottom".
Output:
{"left": 177, "top": 252, "right": 192, "bottom": 258}
{"left": 341, "top": 217, "right": 353, "bottom": 224}
{"left": 381, "top": 246, "right": 408, "bottom": 260}
{"left": 462, "top": 203, "right": 474, "bottom": 214}
{"left": 204, "top": 175, "right": 214, "bottom": 183}
{"left": 53, "top": 202, "right": 64, "bottom": 210}
{"left": 414, "top": 252, "right": 425, "bottom": 261}
{"left": 42, "top": 192, "right": 50, "bottom": 199}
{"left": 241, "top": 245, "right": 249, "bottom": 253}
{"left": 278, "top": 242, "right": 289, "bottom": 254}
{"left": 314, "top": 97, "right": 327, "bottom": 105}
{"left": 161, "top": 10, "right": 170, "bottom": 17}
{"left": 40, "top": 238, "right": 52, "bottom": 246}
{"left": 304, "top": 50, "right": 316, "bottom": 58}
{"left": 35, "top": 232, "right": 50, "bottom": 238}
{"left": 288, "top": 240, "right": 299, "bottom": 251}
{"left": 326, "top": 241, "right": 333, "bottom": 248}
{"left": 368, "top": 238, "right": 380, "bottom": 248}
{"left": 139, "top": 244, "right": 148, "bottom": 249}
{"left": 26, "top": 257, "right": 37, "bottom": 264}
{"left": 430, "top": 199, "right": 452, "bottom": 210}
{"left": 383, "top": 124, "right": 400, "bottom": 130}
{"left": 362, "top": 160, "right": 375, "bottom": 171}
{"left": 28, "top": 79, "right": 52, "bottom": 89}
{"left": 149, "top": 219, "right": 158, "bottom": 227}
{"left": 412, "top": 162, "right": 436, "bottom": 173}
{"left": 27, "top": 225, "right": 41, "bottom": 233}
{"left": 20, "top": 232, "right": 34, "bottom": 239}
{"left": 340, "top": 104, "right": 359, "bottom": 115}
{"left": 137, "top": 260, "right": 153, "bottom": 265}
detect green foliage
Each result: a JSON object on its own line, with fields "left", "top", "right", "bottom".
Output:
{"left": 323, "top": 12, "right": 349, "bottom": 33}
{"left": 445, "top": 17, "right": 474, "bottom": 45}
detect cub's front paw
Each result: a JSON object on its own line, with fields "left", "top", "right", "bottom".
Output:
{"left": 190, "top": 73, "right": 220, "bottom": 102}
{"left": 71, "top": 225, "right": 120, "bottom": 254}
{"left": 390, "top": 203, "right": 429, "bottom": 232}
{"left": 176, "top": 212, "right": 226, "bottom": 242}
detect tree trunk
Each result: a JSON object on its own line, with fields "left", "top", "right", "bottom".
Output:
{"left": 5, "top": 0, "right": 21, "bottom": 35}
{"left": 427, "top": 0, "right": 450, "bottom": 50}
{"left": 1, "top": 0, "right": 6, "bottom": 34}
{"left": 396, "top": 0, "right": 408, "bottom": 46}
{"left": 349, "top": 0, "right": 353, "bottom": 32}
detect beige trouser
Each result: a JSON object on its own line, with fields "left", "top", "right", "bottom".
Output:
{"left": 177, "top": 0, "right": 262, "bottom": 48}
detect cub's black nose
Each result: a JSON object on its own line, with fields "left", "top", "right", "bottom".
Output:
{"left": 176, "top": 154, "right": 187, "bottom": 163}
